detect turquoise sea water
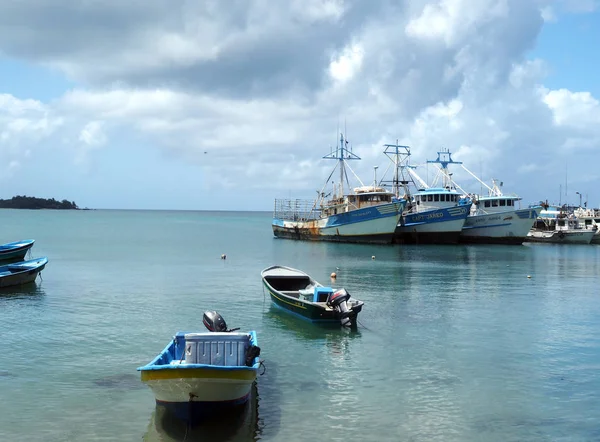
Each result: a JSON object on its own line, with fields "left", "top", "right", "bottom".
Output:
{"left": 1, "top": 209, "right": 599, "bottom": 442}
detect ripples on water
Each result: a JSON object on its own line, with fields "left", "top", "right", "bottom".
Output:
{"left": 0, "top": 210, "right": 599, "bottom": 441}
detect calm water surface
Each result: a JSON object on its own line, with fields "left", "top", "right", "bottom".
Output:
{"left": 0, "top": 209, "right": 599, "bottom": 441}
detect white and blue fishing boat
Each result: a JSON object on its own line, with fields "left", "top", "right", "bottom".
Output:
{"left": 0, "top": 239, "right": 35, "bottom": 263}
{"left": 138, "top": 312, "right": 261, "bottom": 422}
{"left": 381, "top": 144, "right": 471, "bottom": 244}
{"left": 271, "top": 134, "right": 405, "bottom": 244}
{"left": 454, "top": 172, "right": 539, "bottom": 244}
{"left": 0, "top": 256, "right": 47, "bottom": 288}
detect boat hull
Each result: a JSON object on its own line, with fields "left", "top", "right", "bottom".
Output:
{"left": 526, "top": 230, "right": 595, "bottom": 244}
{"left": 143, "top": 370, "right": 256, "bottom": 421}
{"left": 0, "top": 257, "right": 47, "bottom": 288}
{"left": 263, "top": 282, "right": 362, "bottom": 326}
{"left": 272, "top": 202, "right": 402, "bottom": 245}
{"left": 0, "top": 240, "right": 34, "bottom": 263}
{"left": 394, "top": 205, "right": 470, "bottom": 244}
{"left": 139, "top": 332, "right": 260, "bottom": 422}
{"left": 459, "top": 208, "right": 538, "bottom": 245}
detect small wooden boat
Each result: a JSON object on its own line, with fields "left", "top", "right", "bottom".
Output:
{"left": 0, "top": 239, "right": 35, "bottom": 263}
{"left": 261, "top": 265, "right": 364, "bottom": 328}
{"left": 138, "top": 312, "right": 261, "bottom": 422}
{"left": 0, "top": 256, "right": 47, "bottom": 288}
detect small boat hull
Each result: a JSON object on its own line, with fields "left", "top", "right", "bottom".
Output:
{"left": 0, "top": 257, "right": 47, "bottom": 288}
{"left": 138, "top": 332, "right": 260, "bottom": 422}
{"left": 261, "top": 265, "right": 363, "bottom": 327}
{"left": 526, "top": 230, "right": 595, "bottom": 244}
{"left": 0, "top": 239, "right": 35, "bottom": 263}
{"left": 272, "top": 202, "right": 403, "bottom": 245}
{"left": 459, "top": 208, "right": 538, "bottom": 245}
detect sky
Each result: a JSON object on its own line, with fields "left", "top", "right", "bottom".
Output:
{"left": 0, "top": 0, "right": 599, "bottom": 211}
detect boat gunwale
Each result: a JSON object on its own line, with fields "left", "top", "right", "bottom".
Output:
{"left": 137, "top": 330, "right": 260, "bottom": 372}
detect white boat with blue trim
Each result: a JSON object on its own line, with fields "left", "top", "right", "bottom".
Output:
{"left": 138, "top": 312, "right": 261, "bottom": 422}
{"left": 526, "top": 206, "right": 595, "bottom": 244}
{"left": 272, "top": 134, "right": 405, "bottom": 244}
{"left": 456, "top": 174, "right": 539, "bottom": 244}
{"left": 381, "top": 144, "right": 471, "bottom": 244}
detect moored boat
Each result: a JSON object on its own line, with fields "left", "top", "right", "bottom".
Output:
{"left": 573, "top": 207, "right": 600, "bottom": 244}
{"left": 526, "top": 207, "right": 595, "bottom": 244}
{"left": 0, "top": 239, "right": 35, "bottom": 263}
{"left": 0, "top": 256, "right": 47, "bottom": 288}
{"left": 458, "top": 179, "right": 539, "bottom": 245}
{"left": 271, "top": 134, "right": 405, "bottom": 244}
{"left": 261, "top": 265, "right": 364, "bottom": 328}
{"left": 381, "top": 144, "right": 471, "bottom": 244}
{"left": 138, "top": 311, "right": 261, "bottom": 422}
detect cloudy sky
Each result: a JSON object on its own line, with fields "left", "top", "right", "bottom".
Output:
{"left": 1, "top": 0, "right": 598, "bottom": 210}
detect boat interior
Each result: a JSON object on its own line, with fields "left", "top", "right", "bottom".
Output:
{"left": 147, "top": 332, "right": 257, "bottom": 368}
{"left": 264, "top": 275, "right": 335, "bottom": 304}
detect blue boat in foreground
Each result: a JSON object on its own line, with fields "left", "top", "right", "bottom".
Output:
{"left": 138, "top": 311, "right": 261, "bottom": 422}
{"left": 0, "top": 256, "right": 47, "bottom": 288}
{"left": 0, "top": 239, "right": 35, "bottom": 263}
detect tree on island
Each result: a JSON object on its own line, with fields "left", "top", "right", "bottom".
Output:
{"left": 0, "top": 195, "right": 80, "bottom": 210}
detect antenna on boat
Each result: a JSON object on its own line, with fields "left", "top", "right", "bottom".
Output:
{"left": 323, "top": 132, "right": 360, "bottom": 198}
{"left": 426, "top": 148, "right": 462, "bottom": 189}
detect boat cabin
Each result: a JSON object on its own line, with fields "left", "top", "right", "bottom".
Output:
{"left": 321, "top": 186, "right": 395, "bottom": 216}
{"left": 412, "top": 187, "right": 463, "bottom": 209}
{"left": 472, "top": 195, "right": 521, "bottom": 214}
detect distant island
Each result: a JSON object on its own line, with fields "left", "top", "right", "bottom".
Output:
{"left": 0, "top": 195, "right": 81, "bottom": 210}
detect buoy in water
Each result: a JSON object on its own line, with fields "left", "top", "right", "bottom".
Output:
{"left": 371, "top": 255, "right": 375, "bottom": 260}
{"left": 330, "top": 272, "right": 337, "bottom": 279}
{"left": 221, "top": 254, "right": 227, "bottom": 260}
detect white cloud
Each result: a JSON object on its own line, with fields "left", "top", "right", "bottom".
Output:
{"left": 329, "top": 43, "right": 364, "bottom": 83}
{"left": 79, "top": 121, "right": 106, "bottom": 147}
{"left": 0, "top": 1, "right": 598, "bottom": 208}
{"left": 543, "top": 88, "right": 600, "bottom": 129}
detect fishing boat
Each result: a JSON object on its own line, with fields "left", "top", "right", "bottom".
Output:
{"left": 261, "top": 265, "right": 364, "bottom": 328}
{"left": 271, "top": 134, "right": 405, "bottom": 244}
{"left": 0, "top": 256, "right": 47, "bottom": 288}
{"left": 526, "top": 207, "right": 595, "bottom": 244}
{"left": 0, "top": 239, "right": 35, "bottom": 263}
{"left": 457, "top": 177, "right": 539, "bottom": 245}
{"left": 138, "top": 311, "right": 261, "bottom": 422}
{"left": 380, "top": 144, "right": 471, "bottom": 244}
{"left": 573, "top": 206, "right": 600, "bottom": 244}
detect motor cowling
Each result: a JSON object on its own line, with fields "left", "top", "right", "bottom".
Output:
{"left": 327, "top": 289, "right": 352, "bottom": 327}
{"left": 203, "top": 311, "right": 228, "bottom": 332}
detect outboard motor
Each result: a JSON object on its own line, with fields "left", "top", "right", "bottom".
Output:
{"left": 203, "top": 311, "right": 228, "bottom": 332}
{"left": 327, "top": 289, "right": 352, "bottom": 327}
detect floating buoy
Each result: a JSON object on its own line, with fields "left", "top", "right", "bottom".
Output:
{"left": 330, "top": 272, "right": 337, "bottom": 279}
{"left": 371, "top": 255, "right": 376, "bottom": 260}
{"left": 221, "top": 254, "right": 227, "bottom": 260}
{"left": 527, "top": 275, "right": 531, "bottom": 279}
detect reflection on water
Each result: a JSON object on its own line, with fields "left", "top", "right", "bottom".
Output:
{"left": 265, "top": 305, "right": 363, "bottom": 341}
{"left": 143, "top": 383, "right": 260, "bottom": 442}
{"left": 0, "top": 282, "right": 45, "bottom": 300}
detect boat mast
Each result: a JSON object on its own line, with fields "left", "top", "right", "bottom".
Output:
{"left": 427, "top": 149, "right": 462, "bottom": 189}
{"left": 383, "top": 141, "right": 411, "bottom": 197}
{"left": 323, "top": 133, "right": 360, "bottom": 198}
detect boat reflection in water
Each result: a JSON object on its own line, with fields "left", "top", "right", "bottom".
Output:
{"left": 143, "top": 382, "right": 260, "bottom": 442}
